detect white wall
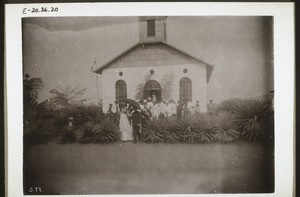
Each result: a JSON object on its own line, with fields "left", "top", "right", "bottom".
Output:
{"left": 99, "top": 63, "right": 207, "bottom": 112}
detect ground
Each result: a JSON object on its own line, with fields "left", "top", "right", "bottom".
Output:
{"left": 24, "top": 141, "right": 274, "bottom": 195}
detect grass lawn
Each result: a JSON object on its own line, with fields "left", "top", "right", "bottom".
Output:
{"left": 24, "top": 141, "right": 274, "bottom": 194}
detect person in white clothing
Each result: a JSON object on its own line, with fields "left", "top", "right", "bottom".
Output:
{"left": 119, "top": 107, "right": 133, "bottom": 142}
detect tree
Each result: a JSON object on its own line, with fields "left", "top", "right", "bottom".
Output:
{"left": 50, "top": 86, "right": 87, "bottom": 106}
{"left": 23, "top": 74, "right": 43, "bottom": 123}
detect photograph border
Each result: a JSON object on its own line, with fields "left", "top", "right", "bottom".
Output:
{"left": 5, "top": 2, "right": 294, "bottom": 197}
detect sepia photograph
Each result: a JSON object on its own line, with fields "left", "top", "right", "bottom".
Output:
{"left": 22, "top": 15, "right": 275, "bottom": 195}
{"left": 5, "top": 2, "right": 294, "bottom": 197}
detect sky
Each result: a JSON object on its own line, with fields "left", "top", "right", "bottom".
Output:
{"left": 22, "top": 16, "right": 273, "bottom": 104}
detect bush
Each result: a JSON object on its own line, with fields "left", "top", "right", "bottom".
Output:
{"left": 141, "top": 118, "right": 164, "bottom": 143}
{"left": 76, "top": 120, "right": 119, "bottom": 144}
{"left": 234, "top": 99, "right": 273, "bottom": 142}
{"left": 178, "top": 115, "right": 199, "bottom": 143}
{"left": 215, "top": 98, "right": 244, "bottom": 113}
{"left": 212, "top": 111, "right": 240, "bottom": 144}
{"left": 161, "top": 117, "right": 181, "bottom": 143}
{"left": 60, "top": 126, "right": 77, "bottom": 144}
{"left": 24, "top": 118, "right": 57, "bottom": 146}
{"left": 76, "top": 122, "right": 100, "bottom": 143}
{"left": 193, "top": 114, "right": 215, "bottom": 143}
{"left": 96, "top": 119, "right": 119, "bottom": 143}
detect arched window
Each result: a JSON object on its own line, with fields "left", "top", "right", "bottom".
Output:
{"left": 179, "top": 77, "right": 192, "bottom": 102}
{"left": 115, "top": 80, "right": 127, "bottom": 102}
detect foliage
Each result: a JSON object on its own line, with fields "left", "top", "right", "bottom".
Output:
{"left": 193, "top": 115, "right": 215, "bottom": 143}
{"left": 160, "top": 72, "right": 174, "bottom": 100}
{"left": 215, "top": 98, "right": 244, "bottom": 113}
{"left": 80, "top": 105, "right": 106, "bottom": 124}
{"left": 161, "top": 117, "right": 181, "bottom": 143}
{"left": 76, "top": 120, "right": 119, "bottom": 144}
{"left": 177, "top": 115, "right": 199, "bottom": 143}
{"left": 23, "top": 74, "right": 43, "bottom": 124}
{"left": 54, "top": 107, "right": 85, "bottom": 130}
{"left": 76, "top": 122, "right": 100, "bottom": 143}
{"left": 96, "top": 119, "right": 119, "bottom": 143}
{"left": 23, "top": 74, "right": 44, "bottom": 106}
{"left": 212, "top": 111, "right": 240, "bottom": 144}
{"left": 50, "top": 85, "right": 87, "bottom": 106}
{"left": 24, "top": 118, "right": 56, "bottom": 146}
{"left": 60, "top": 127, "right": 77, "bottom": 144}
{"left": 135, "top": 73, "right": 151, "bottom": 100}
{"left": 234, "top": 99, "right": 273, "bottom": 142}
{"left": 141, "top": 118, "right": 164, "bottom": 143}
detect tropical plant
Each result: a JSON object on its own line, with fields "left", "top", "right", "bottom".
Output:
{"left": 212, "top": 111, "right": 240, "bottom": 144}
{"left": 140, "top": 118, "right": 164, "bottom": 143}
{"left": 214, "top": 98, "right": 244, "bottom": 113}
{"left": 24, "top": 118, "right": 57, "bottom": 146}
{"left": 82, "top": 105, "right": 106, "bottom": 124}
{"left": 50, "top": 85, "right": 87, "bottom": 106}
{"left": 76, "top": 122, "right": 100, "bottom": 143}
{"left": 161, "top": 117, "right": 180, "bottom": 143}
{"left": 193, "top": 114, "right": 215, "bottom": 143}
{"left": 60, "top": 127, "right": 77, "bottom": 144}
{"left": 234, "top": 99, "right": 273, "bottom": 142}
{"left": 23, "top": 74, "right": 43, "bottom": 124}
{"left": 134, "top": 73, "right": 151, "bottom": 100}
{"left": 96, "top": 119, "right": 119, "bottom": 143}
{"left": 178, "top": 115, "right": 199, "bottom": 143}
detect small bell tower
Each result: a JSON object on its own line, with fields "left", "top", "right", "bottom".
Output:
{"left": 139, "top": 16, "right": 167, "bottom": 43}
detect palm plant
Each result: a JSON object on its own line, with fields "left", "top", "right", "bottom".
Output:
{"left": 76, "top": 122, "right": 100, "bottom": 143}
{"left": 60, "top": 127, "right": 77, "bottom": 144}
{"left": 81, "top": 105, "right": 106, "bottom": 124}
{"left": 212, "top": 111, "right": 240, "bottom": 144}
{"left": 178, "top": 115, "right": 199, "bottom": 143}
{"left": 140, "top": 118, "right": 164, "bottom": 143}
{"left": 194, "top": 114, "right": 215, "bottom": 143}
{"left": 234, "top": 99, "right": 273, "bottom": 142}
{"left": 161, "top": 117, "right": 180, "bottom": 143}
{"left": 96, "top": 119, "right": 119, "bottom": 143}
{"left": 214, "top": 98, "right": 244, "bottom": 113}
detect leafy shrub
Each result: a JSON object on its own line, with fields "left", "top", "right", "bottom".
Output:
{"left": 76, "top": 120, "right": 119, "bottom": 144}
{"left": 54, "top": 106, "right": 86, "bottom": 130}
{"left": 24, "top": 118, "right": 57, "bottom": 146}
{"left": 215, "top": 98, "right": 244, "bottom": 113}
{"left": 178, "top": 115, "right": 199, "bottom": 143}
{"left": 141, "top": 118, "right": 164, "bottom": 143}
{"left": 60, "top": 126, "right": 77, "bottom": 144}
{"left": 83, "top": 105, "right": 106, "bottom": 124}
{"left": 234, "top": 99, "right": 273, "bottom": 142}
{"left": 212, "top": 111, "right": 240, "bottom": 144}
{"left": 193, "top": 114, "right": 215, "bottom": 143}
{"left": 161, "top": 117, "right": 181, "bottom": 143}
{"left": 96, "top": 119, "right": 119, "bottom": 143}
{"left": 76, "top": 122, "right": 100, "bottom": 143}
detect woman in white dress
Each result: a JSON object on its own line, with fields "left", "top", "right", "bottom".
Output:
{"left": 119, "top": 107, "right": 133, "bottom": 141}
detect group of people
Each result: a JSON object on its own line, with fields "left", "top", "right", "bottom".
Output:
{"left": 106, "top": 97, "right": 209, "bottom": 143}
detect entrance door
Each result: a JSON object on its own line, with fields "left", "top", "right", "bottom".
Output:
{"left": 144, "top": 80, "right": 161, "bottom": 102}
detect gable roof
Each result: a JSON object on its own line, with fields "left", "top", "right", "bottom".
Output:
{"left": 94, "top": 41, "right": 214, "bottom": 83}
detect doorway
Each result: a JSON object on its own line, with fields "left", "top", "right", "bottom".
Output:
{"left": 144, "top": 80, "right": 161, "bottom": 102}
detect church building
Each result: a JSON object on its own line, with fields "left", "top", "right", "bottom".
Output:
{"left": 94, "top": 16, "right": 214, "bottom": 112}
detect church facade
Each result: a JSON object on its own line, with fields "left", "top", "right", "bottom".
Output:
{"left": 94, "top": 16, "right": 214, "bottom": 112}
